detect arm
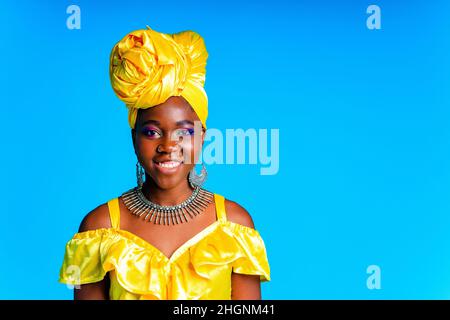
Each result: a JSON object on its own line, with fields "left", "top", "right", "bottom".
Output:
{"left": 231, "top": 273, "right": 262, "bottom": 300}
{"left": 225, "top": 200, "right": 262, "bottom": 300}
{"left": 73, "top": 204, "right": 111, "bottom": 300}
{"left": 74, "top": 278, "right": 110, "bottom": 300}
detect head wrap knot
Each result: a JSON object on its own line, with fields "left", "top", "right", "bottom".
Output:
{"left": 109, "top": 26, "right": 209, "bottom": 129}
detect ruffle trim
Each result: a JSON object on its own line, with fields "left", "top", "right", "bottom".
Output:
{"left": 59, "top": 221, "right": 271, "bottom": 298}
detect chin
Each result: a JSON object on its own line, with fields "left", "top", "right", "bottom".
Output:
{"left": 152, "top": 175, "right": 187, "bottom": 190}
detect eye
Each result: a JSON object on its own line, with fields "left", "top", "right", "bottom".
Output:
{"left": 175, "top": 128, "right": 195, "bottom": 136}
{"left": 142, "top": 127, "right": 161, "bottom": 138}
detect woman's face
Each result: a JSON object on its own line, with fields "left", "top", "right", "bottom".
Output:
{"left": 132, "top": 96, "right": 205, "bottom": 190}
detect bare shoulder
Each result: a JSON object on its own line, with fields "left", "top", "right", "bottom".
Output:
{"left": 78, "top": 202, "right": 111, "bottom": 232}
{"left": 224, "top": 198, "right": 256, "bottom": 229}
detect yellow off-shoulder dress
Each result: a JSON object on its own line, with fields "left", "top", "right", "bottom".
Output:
{"left": 59, "top": 193, "right": 271, "bottom": 299}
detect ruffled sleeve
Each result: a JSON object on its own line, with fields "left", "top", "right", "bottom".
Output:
{"left": 59, "top": 228, "right": 169, "bottom": 299}
{"left": 226, "top": 222, "right": 271, "bottom": 282}
{"left": 59, "top": 229, "right": 113, "bottom": 285}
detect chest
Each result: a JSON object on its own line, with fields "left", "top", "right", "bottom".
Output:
{"left": 118, "top": 198, "right": 218, "bottom": 260}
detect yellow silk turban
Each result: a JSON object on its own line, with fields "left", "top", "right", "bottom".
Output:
{"left": 109, "top": 26, "right": 209, "bottom": 129}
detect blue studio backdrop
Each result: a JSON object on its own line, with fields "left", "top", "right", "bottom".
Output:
{"left": 2, "top": 0, "right": 450, "bottom": 299}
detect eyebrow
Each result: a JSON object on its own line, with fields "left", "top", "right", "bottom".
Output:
{"left": 175, "top": 120, "right": 195, "bottom": 126}
{"left": 141, "top": 119, "right": 195, "bottom": 127}
{"left": 141, "top": 119, "right": 160, "bottom": 126}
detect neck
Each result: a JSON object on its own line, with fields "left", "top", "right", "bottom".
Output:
{"left": 142, "top": 177, "right": 195, "bottom": 206}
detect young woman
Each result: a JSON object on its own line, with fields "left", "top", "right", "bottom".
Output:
{"left": 59, "top": 26, "right": 271, "bottom": 300}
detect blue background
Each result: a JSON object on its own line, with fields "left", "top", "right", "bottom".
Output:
{"left": 2, "top": 0, "right": 450, "bottom": 299}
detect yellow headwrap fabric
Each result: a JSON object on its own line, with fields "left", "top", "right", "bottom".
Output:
{"left": 109, "top": 26, "right": 208, "bottom": 129}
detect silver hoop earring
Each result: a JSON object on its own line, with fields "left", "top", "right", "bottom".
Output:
{"left": 136, "top": 161, "right": 145, "bottom": 188}
{"left": 188, "top": 163, "right": 207, "bottom": 188}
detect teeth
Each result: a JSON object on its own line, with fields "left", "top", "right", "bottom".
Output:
{"left": 157, "top": 161, "right": 181, "bottom": 168}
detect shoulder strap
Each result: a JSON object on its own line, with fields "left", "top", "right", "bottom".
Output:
{"left": 214, "top": 194, "right": 227, "bottom": 222}
{"left": 107, "top": 197, "right": 121, "bottom": 229}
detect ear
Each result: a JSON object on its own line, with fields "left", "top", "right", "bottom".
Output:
{"left": 201, "top": 128, "right": 206, "bottom": 146}
{"left": 131, "top": 129, "right": 137, "bottom": 155}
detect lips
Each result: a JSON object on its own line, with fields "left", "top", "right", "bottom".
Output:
{"left": 153, "top": 160, "right": 183, "bottom": 174}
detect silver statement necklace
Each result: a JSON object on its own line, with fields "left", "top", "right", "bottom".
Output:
{"left": 121, "top": 186, "right": 214, "bottom": 225}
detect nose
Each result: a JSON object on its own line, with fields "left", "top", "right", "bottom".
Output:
{"left": 156, "top": 136, "right": 181, "bottom": 154}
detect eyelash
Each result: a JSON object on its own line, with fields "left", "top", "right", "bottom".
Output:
{"left": 141, "top": 128, "right": 161, "bottom": 138}
{"left": 141, "top": 128, "right": 194, "bottom": 138}
{"left": 178, "top": 128, "right": 195, "bottom": 136}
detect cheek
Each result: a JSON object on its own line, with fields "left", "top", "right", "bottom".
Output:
{"left": 135, "top": 138, "right": 157, "bottom": 159}
{"left": 179, "top": 137, "right": 201, "bottom": 163}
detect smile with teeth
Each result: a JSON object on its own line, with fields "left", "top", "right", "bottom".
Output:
{"left": 155, "top": 161, "right": 182, "bottom": 168}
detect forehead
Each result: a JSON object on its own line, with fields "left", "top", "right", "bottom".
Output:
{"left": 137, "top": 96, "right": 198, "bottom": 124}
